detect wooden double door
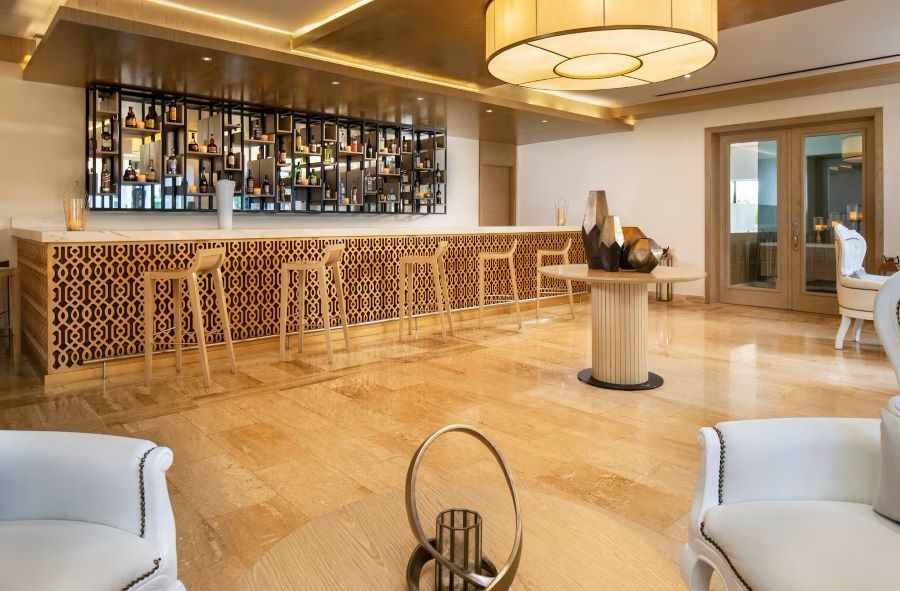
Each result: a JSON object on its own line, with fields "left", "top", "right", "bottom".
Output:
{"left": 716, "top": 119, "right": 877, "bottom": 313}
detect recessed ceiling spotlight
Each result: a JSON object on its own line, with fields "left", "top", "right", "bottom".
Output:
{"left": 417, "top": 97, "right": 424, "bottom": 101}
{"left": 541, "top": 119, "right": 548, "bottom": 123}
{"left": 200, "top": 56, "right": 212, "bottom": 62}
{"left": 684, "top": 73, "right": 692, "bottom": 79}
{"left": 485, "top": 108, "right": 493, "bottom": 113}
{"left": 331, "top": 80, "right": 341, "bottom": 85}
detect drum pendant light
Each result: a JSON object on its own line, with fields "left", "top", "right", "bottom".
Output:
{"left": 485, "top": 0, "right": 718, "bottom": 90}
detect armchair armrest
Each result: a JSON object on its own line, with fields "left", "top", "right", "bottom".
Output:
{"left": 687, "top": 418, "right": 880, "bottom": 537}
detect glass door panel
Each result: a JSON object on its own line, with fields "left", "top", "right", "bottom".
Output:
{"left": 719, "top": 131, "right": 790, "bottom": 309}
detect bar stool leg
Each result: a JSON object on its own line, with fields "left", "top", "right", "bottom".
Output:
{"left": 298, "top": 269, "right": 306, "bottom": 352}
{"left": 332, "top": 264, "right": 352, "bottom": 353}
{"left": 318, "top": 267, "right": 334, "bottom": 362}
{"left": 187, "top": 272, "right": 211, "bottom": 387}
{"left": 144, "top": 277, "right": 155, "bottom": 386}
{"left": 10, "top": 269, "right": 20, "bottom": 375}
{"left": 431, "top": 261, "right": 447, "bottom": 338}
{"left": 562, "top": 251, "right": 575, "bottom": 319}
{"left": 478, "top": 258, "right": 486, "bottom": 328}
{"left": 406, "top": 264, "right": 415, "bottom": 336}
{"left": 173, "top": 278, "right": 183, "bottom": 373}
{"left": 398, "top": 262, "right": 407, "bottom": 341}
{"left": 440, "top": 261, "right": 454, "bottom": 336}
{"left": 213, "top": 268, "right": 237, "bottom": 374}
{"left": 508, "top": 255, "right": 522, "bottom": 328}
{"left": 279, "top": 267, "right": 290, "bottom": 361}
{"left": 535, "top": 255, "right": 543, "bottom": 320}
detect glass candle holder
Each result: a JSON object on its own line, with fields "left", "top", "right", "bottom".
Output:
{"left": 62, "top": 181, "right": 88, "bottom": 231}
{"left": 435, "top": 509, "right": 483, "bottom": 591}
{"left": 813, "top": 216, "right": 826, "bottom": 243}
{"left": 555, "top": 199, "right": 569, "bottom": 226}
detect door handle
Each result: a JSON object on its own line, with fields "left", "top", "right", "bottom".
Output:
{"left": 792, "top": 221, "right": 800, "bottom": 252}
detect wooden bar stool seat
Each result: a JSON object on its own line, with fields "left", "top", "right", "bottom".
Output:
{"left": 144, "top": 247, "right": 236, "bottom": 387}
{"left": 279, "top": 243, "right": 351, "bottom": 363}
{"left": 398, "top": 241, "right": 454, "bottom": 340}
{"left": 536, "top": 238, "right": 575, "bottom": 320}
{"left": 478, "top": 239, "right": 522, "bottom": 328}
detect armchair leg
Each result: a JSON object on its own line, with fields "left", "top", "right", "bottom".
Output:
{"left": 852, "top": 318, "right": 864, "bottom": 342}
{"left": 680, "top": 546, "right": 713, "bottom": 591}
{"left": 835, "top": 315, "right": 852, "bottom": 350}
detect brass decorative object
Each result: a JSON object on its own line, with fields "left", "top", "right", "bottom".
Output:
{"left": 405, "top": 425, "right": 523, "bottom": 591}
{"left": 62, "top": 181, "right": 88, "bottom": 231}
{"left": 619, "top": 226, "right": 646, "bottom": 270}
{"left": 626, "top": 237, "right": 664, "bottom": 273}
{"left": 582, "top": 190, "right": 624, "bottom": 271}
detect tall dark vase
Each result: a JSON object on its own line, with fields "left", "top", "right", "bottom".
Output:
{"left": 582, "top": 190, "right": 624, "bottom": 271}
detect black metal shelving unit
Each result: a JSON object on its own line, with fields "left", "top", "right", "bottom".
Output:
{"left": 86, "top": 83, "right": 447, "bottom": 216}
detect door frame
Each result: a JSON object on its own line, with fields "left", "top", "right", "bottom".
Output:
{"left": 705, "top": 108, "right": 883, "bottom": 307}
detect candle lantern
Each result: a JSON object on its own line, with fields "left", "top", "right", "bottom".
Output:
{"left": 813, "top": 216, "right": 827, "bottom": 243}
{"left": 655, "top": 247, "right": 674, "bottom": 302}
{"left": 555, "top": 199, "right": 568, "bottom": 226}
{"left": 62, "top": 181, "right": 88, "bottom": 231}
{"left": 846, "top": 204, "right": 863, "bottom": 232}
{"left": 405, "top": 425, "right": 522, "bottom": 591}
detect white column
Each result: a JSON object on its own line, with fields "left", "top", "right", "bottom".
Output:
{"left": 591, "top": 282, "right": 648, "bottom": 385}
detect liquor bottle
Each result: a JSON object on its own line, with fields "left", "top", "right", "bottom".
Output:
{"left": 100, "top": 122, "right": 113, "bottom": 152}
{"left": 101, "top": 163, "right": 112, "bottom": 192}
{"left": 413, "top": 182, "right": 421, "bottom": 198}
{"left": 125, "top": 107, "right": 136, "bottom": 128}
{"left": 133, "top": 186, "right": 143, "bottom": 208}
{"left": 295, "top": 133, "right": 303, "bottom": 153}
{"left": 436, "top": 186, "right": 443, "bottom": 204}
{"left": 198, "top": 166, "right": 209, "bottom": 193}
{"left": 256, "top": 150, "right": 263, "bottom": 160}
{"left": 424, "top": 155, "right": 431, "bottom": 169}
{"left": 146, "top": 159, "right": 158, "bottom": 182}
{"left": 246, "top": 171, "right": 255, "bottom": 192}
{"left": 324, "top": 145, "right": 333, "bottom": 163}
{"left": 309, "top": 170, "right": 318, "bottom": 186}
{"left": 279, "top": 140, "right": 287, "bottom": 163}
{"left": 388, "top": 188, "right": 396, "bottom": 202}
{"left": 277, "top": 179, "right": 287, "bottom": 201}
{"left": 435, "top": 162, "right": 443, "bottom": 183}
{"left": 188, "top": 132, "right": 199, "bottom": 152}
{"left": 351, "top": 184, "right": 359, "bottom": 204}
{"left": 366, "top": 144, "right": 373, "bottom": 159}
{"left": 390, "top": 139, "right": 397, "bottom": 154}
{"left": 226, "top": 150, "right": 236, "bottom": 169}
{"left": 207, "top": 134, "right": 217, "bottom": 154}
{"left": 167, "top": 149, "right": 178, "bottom": 175}
{"left": 413, "top": 153, "right": 419, "bottom": 168}
{"left": 324, "top": 183, "right": 333, "bottom": 200}
{"left": 124, "top": 160, "right": 137, "bottom": 182}
{"left": 167, "top": 99, "right": 178, "bottom": 122}
{"left": 378, "top": 189, "right": 386, "bottom": 202}
{"left": 263, "top": 175, "right": 271, "bottom": 195}
{"left": 252, "top": 119, "right": 262, "bottom": 140}
{"left": 400, "top": 170, "right": 409, "bottom": 185}
{"left": 145, "top": 105, "right": 158, "bottom": 129}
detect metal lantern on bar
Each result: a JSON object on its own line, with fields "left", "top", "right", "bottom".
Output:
{"left": 405, "top": 425, "right": 523, "bottom": 591}
{"left": 656, "top": 247, "right": 674, "bottom": 302}
{"left": 62, "top": 181, "right": 88, "bottom": 231}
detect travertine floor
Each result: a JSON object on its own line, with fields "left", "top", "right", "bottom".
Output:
{"left": 0, "top": 300, "right": 895, "bottom": 590}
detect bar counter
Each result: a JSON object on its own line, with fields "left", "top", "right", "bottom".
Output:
{"left": 13, "top": 225, "right": 585, "bottom": 379}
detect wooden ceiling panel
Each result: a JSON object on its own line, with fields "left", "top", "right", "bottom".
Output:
{"left": 718, "top": 0, "right": 845, "bottom": 29}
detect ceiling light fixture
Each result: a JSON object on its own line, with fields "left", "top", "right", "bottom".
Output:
{"left": 331, "top": 80, "right": 341, "bottom": 85}
{"left": 541, "top": 119, "right": 548, "bottom": 123}
{"left": 201, "top": 56, "right": 213, "bottom": 62}
{"left": 684, "top": 73, "right": 692, "bottom": 79}
{"left": 486, "top": 109, "right": 493, "bottom": 113}
{"left": 417, "top": 97, "right": 424, "bottom": 101}
{"left": 485, "top": 0, "right": 718, "bottom": 90}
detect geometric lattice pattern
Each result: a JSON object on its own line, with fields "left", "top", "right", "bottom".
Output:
{"left": 19, "top": 231, "right": 584, "bottom": 375}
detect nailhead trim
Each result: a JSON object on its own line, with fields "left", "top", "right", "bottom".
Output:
{"left": 121, "top": 558, "right": 162, "bottom": 591}
{"left": 138, "top": 447, "right": 157, "bottom": 538}
{"left": 714, "top": 427, "right": 725, "bottom": 505}
{"left": 700, "top": 522, "right": 753, "bottom": 591}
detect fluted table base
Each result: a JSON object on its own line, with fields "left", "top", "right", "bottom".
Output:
{"left": 579, "top": 282, "right": 663, "bottom": 390}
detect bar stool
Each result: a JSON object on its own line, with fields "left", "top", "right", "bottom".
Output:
{"left": 478, "top": 239, "right": 522, "bottom": 328}
{"left": 0, "top": 266, "right": 21, "bottom": 374}
{"left": 143, "top": 247, "right": 236, "bottom": 387}
{"left": 279, "top": 243, "right": 351, "bottom": 363}
{"left": 398, "top": 241, "right": 454, "bottom": 340}
{"left": 536, "top": 238, "right": 575, "bottom": 320}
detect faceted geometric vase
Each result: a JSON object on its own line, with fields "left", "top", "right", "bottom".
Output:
{"left": 626, "top": 237, "right": 664, "bottom": 273}
{"left": 582, "top": 190, "right": 624, "bottom": 271}
{"left": 619, "top": 226, "right": 646, "bottom": 270}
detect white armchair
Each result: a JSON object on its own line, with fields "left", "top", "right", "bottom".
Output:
{"left": 833, "top": 223, "right": 889, "bottom": 349}
{"left": 681, "top": 268, "right": 900, "bottom": 590}
{"left": 0, "top": 431, "right": 184, "bottom": 591}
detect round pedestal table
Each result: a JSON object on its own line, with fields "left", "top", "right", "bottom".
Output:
{"left": 239, "top": 486, "right": 683, "bottom": 591}
{"left": 538, "top": 264, "right": 706, "bottom": 390}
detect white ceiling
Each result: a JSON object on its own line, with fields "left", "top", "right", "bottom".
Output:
{"left": 569, "top": 0, "right": 900, "bottom": 107}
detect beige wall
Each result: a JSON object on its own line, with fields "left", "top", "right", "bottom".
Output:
{"left": 517, "top": 83, "right": 900, "bottom": 296}
{"left": 0, "top": 63, "right": 481, "bottom": 263}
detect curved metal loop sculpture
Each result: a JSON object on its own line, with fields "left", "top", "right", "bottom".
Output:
{"left": 405, "top": 425, "right": 523, "bottom": 591}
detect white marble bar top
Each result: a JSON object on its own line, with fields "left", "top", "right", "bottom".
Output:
{"left": 12, "top": 222, "right": 579, "bottom": 244}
